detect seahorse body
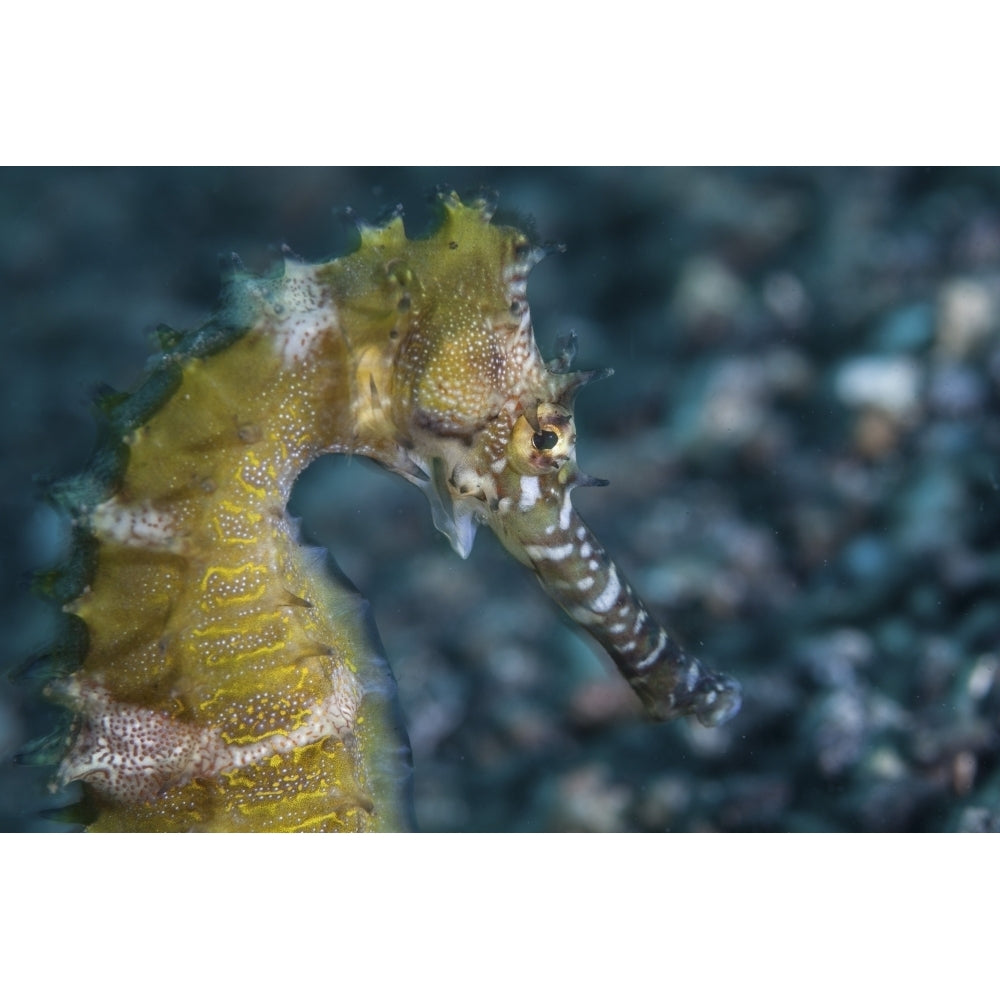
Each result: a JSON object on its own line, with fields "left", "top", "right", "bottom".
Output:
{"left": 31, "top": 193, "right": 740, "bottom": 832}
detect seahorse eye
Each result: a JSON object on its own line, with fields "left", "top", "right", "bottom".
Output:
{"left": 506, "top": 405, "right": 576, "bottom": 476}
{"left": 532, "top": 429, "right": 559, "bottom": 451}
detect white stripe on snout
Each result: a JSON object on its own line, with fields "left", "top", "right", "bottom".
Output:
{"left": 590, "top": 565, "right": 621, "bottom": 613}
{"left": 635, "top": 631, "right": 667, "bottom": 671}
{"left": 524, "top": 543, "right": 574, "bottom": 562}
{"left": 560, "top": 493, "right": 573, "bottom": 530}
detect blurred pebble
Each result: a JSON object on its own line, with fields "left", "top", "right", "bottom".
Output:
{"left": 799, "top": 628, "right": 875, "bottom": 688}
{"left": 951, "top": 751, "right": 977, "bottom": 797}
{"left": 763, "top": 271, "right": 812, "bottom": 329}
{"left": 761, "top": 346, "right": 814, "bottom": 395}
{"left": 835, "top": 355, "right": 922, "bottom": 420}
{"left": 926, "top": 362, "right": 986, "bottom": 418}
{"left": 686, "top": 358, "right": 768, "bottom": 448}
{"left": 873, "top": 301, "right": 935, "bottom": 353}
{"left": 955, "top": 807, "right": 1000, "bottom": 833}
{"left": 670, "top": 256, "right": 750, "bottom": 338}
{"left": 916, "top": 634, "right": 963, "bottom": 701}
{"left": 548, "top": 764, "right": 632, "bottom": 833}
{"left": 894, "top": 466, "right": 966, "bottom": 555}
{"left": 713, "top": 773, "right": 793, "bottom": 830}
{"left": 936, "top": 277, "right": 997, "bottom": 358}
{"left": 852, "top": 408, "right": 905, "bottom": 459}
{"left": 840, "top": 535, "right": 891, "bottom": 584}
{"left": 965, "top": 653, "right": 999, "bottom": 703}
{"left": 568, "top": 679, "right": 640, "bottom": 728}
{"left": 811, "top": 689, "right": 868, "bottom": 777}
{"left": 634, "top": 776, "right": 692, "bottom": 830}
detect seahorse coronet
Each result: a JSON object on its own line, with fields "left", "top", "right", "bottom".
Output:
{"left": 25, "top": 193, "right": 741, "bottom": 832}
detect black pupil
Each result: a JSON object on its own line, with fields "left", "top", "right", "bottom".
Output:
{"left": 532, "top": 430, "right": 559, "bottom": 451}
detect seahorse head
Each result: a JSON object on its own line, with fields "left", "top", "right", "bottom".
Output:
{"left": 330, "top": 192, "right": 740, "bottom": 725}
{"left": 349, "top": 191, "right": 603, "bottom": 562}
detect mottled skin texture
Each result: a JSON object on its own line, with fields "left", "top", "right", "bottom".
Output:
{"left": 39, "top": 193, "right": 739, "bottom": 832}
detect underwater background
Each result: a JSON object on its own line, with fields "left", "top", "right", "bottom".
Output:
{"left": 2, "top": 166, "right": 998, "bottom": 832}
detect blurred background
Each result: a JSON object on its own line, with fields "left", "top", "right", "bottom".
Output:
{"left": 2, "top": 166, "right": 999, "bottom": 832}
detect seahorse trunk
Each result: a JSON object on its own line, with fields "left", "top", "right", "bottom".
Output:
{"left": 38, "top": 276, "right": 414, "bottom": 832}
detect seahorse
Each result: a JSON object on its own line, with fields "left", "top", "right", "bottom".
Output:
{"left": 22, "top": 192, "right": 741, "bottom": 832}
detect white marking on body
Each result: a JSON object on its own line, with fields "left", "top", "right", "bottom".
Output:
{"left": 226, "top": 670, "right": 361, "bottom": 768}
{"left": 55, "top": 677, "right": 227, "bottom": 804}
{"left": 544, "top": 524, "right": 557, "bottom": 536}
{"left": 579, "top": 542, "right": 593, "bottom": 558}
{"left": 577, "top": 575, "right": 596, "bottom": 591}
{"left": 90, "top": 498, "right": 180, "bottom": 551}
{"left": 633, "top": 608, "right": 648, "bottom": 633}
{"left": 576, "top": 525, "right": 587, "bottom": 540}
{"left": 590, "top": 565, "right": 622, "bottom": 613}
{"left": 519, "top": 476, "right": 541, "bottom": 511}
{"left": 271, "top": 263, "right": 340, "bottom": 368}
{"left": 635, "top": 631, "right": 668, "bottom": 672}
{"left": 491, "top": 457, "right": 508, "bottom": 475}
{"left": 609, "top": 622, "right": 628, "bottom": 634}
{"left": 56, "top": 667, "right": 363, "bottom": 806}
{"left": 588, "top": 559, "right": 600, "bottom": 571}
{"left": 524, "top": 543, "right": 575, "bottom": 561}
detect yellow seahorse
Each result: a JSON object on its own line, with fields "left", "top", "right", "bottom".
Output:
{"left": 26, "top": 192, "right": 741, "bottom": 831}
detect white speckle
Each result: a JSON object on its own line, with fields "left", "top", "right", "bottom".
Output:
{"left": 590, "top": 566, "right": 621, "bottom": 613}
{"left": 577, "top": 575, "right": 595, "bottom": 591}
{"left": 575, "top": 524, "right": 587, "bottom": 540}
{"left": 588, "top": 559, "right": 599, "bottom": 571}
{"left": 579, "top": 542, "right": 593, "bottom": 558}
{"left": 519, "top": 476, "right": 541, "bottom": 511}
